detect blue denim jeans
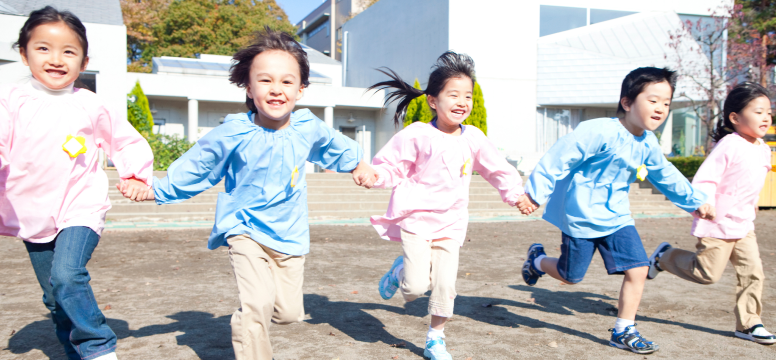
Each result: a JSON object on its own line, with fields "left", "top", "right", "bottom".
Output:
{"left": 25, "top": 226, "right": 117, "bottom": 360}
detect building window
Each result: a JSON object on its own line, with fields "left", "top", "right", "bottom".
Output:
{"left": 77, "top": 72, "right": 97, "bottom": 92}
{"left": 536, "top": 108, "right": 583, "bottom": 153}
{"left": 339, "top": 126, "right": 356, "bottom": 140}
{"left": 309, "top": 22, "right": 328, "bottom": 38}
{"left": 590, "top": 9, "right": 636, "bottom": 25}
{"left": 540, "top": 5, "right": 587, "bottom": 37}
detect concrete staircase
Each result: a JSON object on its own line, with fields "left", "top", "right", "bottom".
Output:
{"left": 104, "top": 171, "right": 686, "bottom": 222}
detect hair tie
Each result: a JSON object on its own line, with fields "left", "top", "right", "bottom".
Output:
{"left": 723, "top": 126, "right": 734, "bottom": 132}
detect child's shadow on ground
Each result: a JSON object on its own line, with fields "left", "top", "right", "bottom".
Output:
{"left": 132, "top": 311, "right": 234, "bottom": 360}
{"left": 5, "top": 317, "right": 131, "bottom": 360}
{"left": 304, "top": 294, "right": 425, "bottom": 356}
{"left": 509, "top": 285, "right": 729, "bottom": 337}
{"left": 403, "top": 292, "right": 609, "bottom": 345}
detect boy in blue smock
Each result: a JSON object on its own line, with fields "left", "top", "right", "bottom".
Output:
{"left": 125, "top": 29, "right": 377, "bottom": 360}
{"left": 517, "top": 67, "right": 715, "bottom": 354}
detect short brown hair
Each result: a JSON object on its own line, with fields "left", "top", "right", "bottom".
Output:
{"left": 229, "top": 26, "right": 311, "bottom": 113}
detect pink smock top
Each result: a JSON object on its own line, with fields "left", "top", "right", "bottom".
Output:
{"left": 691, "top": 133, "right": 772, "bottom": 239}
{"left": 370, "top": 121, "right": 524, "bottom": 245}
{"left": 0, "top": 78, "right": 153, "bottom": 242}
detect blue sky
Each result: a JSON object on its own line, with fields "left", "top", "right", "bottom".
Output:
{"left": 277, "top": 0, "right": 326, "bottom": 25}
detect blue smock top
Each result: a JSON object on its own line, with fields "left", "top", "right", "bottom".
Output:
{"left": 153, "top": 109, "right": 363, "bottom": 255}
{"left": 525, "top": 117, "right": 707, "bottom": 239}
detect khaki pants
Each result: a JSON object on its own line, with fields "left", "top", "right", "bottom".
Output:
{"left": 659, "top": 231, "right": 764, "bottom": 331}
{"left": 227, "top": 235, "right": 305, "bottom": 360}
{"left": 400, "top": 229, "right": 460, "bottom": 318}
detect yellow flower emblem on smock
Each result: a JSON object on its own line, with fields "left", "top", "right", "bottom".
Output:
{"left": 290, "top": 166, "right": 299, "bottom": 187}
{"left": 63, "top": 135, "right": 87, "bottom": 158}
{"left": 636, "top": 164, "right": 648, "bottom": 181}
{"left": 461, "top": 158, "right": 472, "bottom": 176}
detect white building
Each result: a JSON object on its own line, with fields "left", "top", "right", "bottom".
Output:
{"left": 126, "top": 44, "right": 385, "bottom": 172}
{"left": 336, "top": 0, "right": 732, "bottom": 173}
{"left": 0, "top": 0, "right": 127, "bottom": 124}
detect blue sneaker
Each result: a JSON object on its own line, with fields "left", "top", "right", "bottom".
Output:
{"left": 423, "top": 337, "right": 452, "bottom": 360}
{"left": 522, "top": 243, "right": 546, "bottom": 286}
{"left": 378, "top": 256, "right": 403, "bottom": 300}
{"left": 609, "top": 325, "right": 659, "bottom": 354}
{"left": 648, "top": 242, "right": 671, "bottom": 280}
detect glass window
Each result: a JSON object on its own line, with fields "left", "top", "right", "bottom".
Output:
{"left": 589, "top": 9, "right": 635, "bottom": 25}
{"left": 339, "top": 126, "right": 356, "bottom": 140}
{"left": 540, "top": 5, "right": 587, "bottom": 37}
{"left": 536, "top": 107, "right": 583, "bottom": 152}
{"left": 77, "top": 73, "right": 96, "bottom": 92}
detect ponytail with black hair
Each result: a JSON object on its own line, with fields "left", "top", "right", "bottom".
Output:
{"left": 368, "top": 51, "right": 476, "bottom": 126}
{"left": 715, "top": 82, "right": 771, "bottom": 143}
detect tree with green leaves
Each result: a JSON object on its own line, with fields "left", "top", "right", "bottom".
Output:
{"left": 402, "top": 79, "right": 434, "bottom": 127}
{"left": 122, "top": 0, "right": 295, "bottom": 71}
{"left": 127, "top": 81, "right": 154, "bottom": 136}
{"left": 464, "top": 82, "right": 487, "bottom": 134}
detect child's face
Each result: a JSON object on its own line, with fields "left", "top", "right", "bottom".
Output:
{"left": 731, "top": 95, "right": 772, "bottom": 144}
{"left": 246, "top": 50, "right": 304, "bottom": 126}
{"left": 428, "top": 76, "right": 473, "bottom": 126}
{"left": 20, "top": 22, "right": 88, "bottom": 90}
{"left": 620, "top": 81, "right": 673, "bottom": 136}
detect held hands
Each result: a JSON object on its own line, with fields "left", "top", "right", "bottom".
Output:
{"left": 695, "top": 203, "right": 716, "bottom": 221}
{"left": 516, "top": 193, "right": 540, "bottom": 215}
{"left": 351, "top": 161, "right": 379, "bottom": 189}
{"left": 116, "top": 178, "right": 154, "bottom": 202}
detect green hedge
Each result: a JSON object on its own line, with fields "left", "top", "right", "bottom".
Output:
{"left": 667, "top": 156, "right": 705, "bottom": 179}
{"left": 148, "top": 134, "right": 195, "bottom": 171}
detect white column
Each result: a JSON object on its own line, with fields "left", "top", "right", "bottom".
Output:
{"left": 188, "top": 99, "right": 198, "bottom": 141}
{"left": 324, "top": 106, "right": 334, "bottom": 128}
{"left": 660, "top": 112, "right": 673, "bottom": 155}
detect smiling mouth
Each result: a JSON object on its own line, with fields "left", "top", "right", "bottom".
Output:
{"left": 267, "top": 99, "right": 285, "bottom": 106}
{"left": 650, "top": 115, "right": 662, "bottom": 121}
{"left": 451, "top": 109, "right": 465, "bottom": 116}
{"left": 45, "top": 69, "right": 67, "bottom": 78}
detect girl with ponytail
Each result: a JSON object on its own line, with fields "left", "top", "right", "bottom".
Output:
{"left": 648, "top": 82, "right": 776, "bottom": 344}
{"left": 368, "top": 51, "right": 527, "bottom": 360}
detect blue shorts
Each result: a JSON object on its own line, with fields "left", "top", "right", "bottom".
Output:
{"left": 556, "top": 226, "right": 649, "bottom": 284}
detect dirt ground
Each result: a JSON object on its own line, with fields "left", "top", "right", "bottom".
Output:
{"left": 2, "top": 213, "right": 776, "bottom": 360}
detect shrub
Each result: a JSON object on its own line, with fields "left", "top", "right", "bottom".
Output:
{"left": 667, "top": 156, "right": 705, "bottom": 179}
{"left": 147, "top": 134, "right": 195, "bottom": 171}
{"left": 464, "top": 82, "right": 487, "bottom": 134}
{"left": 403, "top": 78, "right": 434, "bottom": 127}
{"left": 127, "top": 81, "right": 154, "bottom": 136}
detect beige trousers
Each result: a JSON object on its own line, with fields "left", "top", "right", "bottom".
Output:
{"left": 659, "top": 231, "right": 764, "bottom": 331}
{"left": 400, "top": 229, "right": 460, "bottom": 318}
{"left": 227, "top": 234, "right": 305, "bottom": 360}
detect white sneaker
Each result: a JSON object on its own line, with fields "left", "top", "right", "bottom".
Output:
{"left": 735, "top": 324, "right": 776, "bottom": 345}
{"left": 92, "top": 352, "right": 118, "bottom": 360}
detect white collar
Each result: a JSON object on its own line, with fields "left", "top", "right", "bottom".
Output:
{"left": 26, "top": 76, "right": 74, "bottom": 97}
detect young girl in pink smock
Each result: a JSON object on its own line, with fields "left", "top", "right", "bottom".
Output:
{"left": 648, "top": 82, "right": 776, "bottom": 345}
{"left": 368, "top": 51, "right": 526, "bottom": 360}
{"left": 0, "top": 7, "right": 153, "bottom": 360}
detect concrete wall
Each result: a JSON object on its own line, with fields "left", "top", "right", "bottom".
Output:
{"left": 449, "top": 0, "right": 539, "bottom": 161}
{"left": 0, "top": 14, "right": 128, "bottom": 122}
{"left": 342, "top": 0, "right": 449, "bottom": 157}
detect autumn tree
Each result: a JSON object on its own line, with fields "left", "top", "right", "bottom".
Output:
{"left": 121, "top": 0, "right": 296, "bottom": 72}
{"left": 732, "top": 0, "right": 776, "bottom": 86}
{"left": 121, "top": 0, "right": 170, "bottom": 72}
